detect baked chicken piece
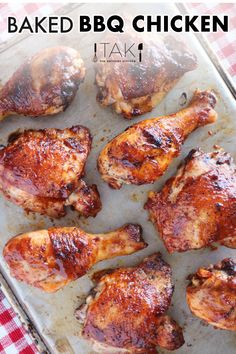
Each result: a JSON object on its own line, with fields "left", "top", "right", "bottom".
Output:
{"left": 187, "top": 258, "right": 236, "bottom": 331}
{"left": 0, "top": 46, "right": 85, "bottom": 120}
{"left": 95, "top": 35, "right": 197, "bottom": 118}
{"left": 3, "top": 224, "right": 146, "bottom": 292}
{"left": 0, "top": 125, "right": 101, "bottom": 218}
{"left": 145, "top": 148, "right": 236, "bottom": 253}
{"left": 98, "top": 90, "right": 217, "bottom": 189}
{"left": 76, "top": 253, "right": 184, "bottom": 353}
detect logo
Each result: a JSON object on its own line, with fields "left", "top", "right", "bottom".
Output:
{"left": 93, "top": 42, "right": 143, "bottom": 63}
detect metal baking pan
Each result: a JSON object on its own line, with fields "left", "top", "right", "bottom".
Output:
{"left": 0, "top": 3, "right": 235, "bottom": 354}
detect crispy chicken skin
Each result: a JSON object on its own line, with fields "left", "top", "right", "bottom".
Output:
{"left": 186, "top": 258, "right": 236, "bottom": 331}
{"left": 96, "top": 35, "right": 197, "bottom": 118}
{"left": 0, "top": 125, "right": 101, "bottom": 218}
{"left": 3, "top": 224, "right": 146, "bottom": 292}
{"left": 145, "top": 148, "right": 236, "bottom": 253}
{"left": 98, "top": 90, "right": 217, "bottom": 189}
{"left": 65, "top": 179, "right": 101, "bottom": 218}
{"left": 76, "top": 254, "right": 184, "bottom": 353}
{"left": 0, "top": 46, "right": 85, "bottom": 120}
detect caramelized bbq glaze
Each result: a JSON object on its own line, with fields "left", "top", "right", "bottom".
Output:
{"left": 76, "top": 253, "right": 184, "bottom": 353}
{"left": 98, "top": 90, "right": 217, "bottom": 189}
{"left": 187, "top": 258, "right": 236, "bottom": 331}
{"left": 0, "top": 125, "right": 101, "bottom": 218}
{"left": 96, "top": 35, "right": 197, "bottom": 118}
{"left": 145, "top": 148, "right": 236, "bottom": 253}
{"left": 3, "top": 224, "right": 146, "bottom": 292}
{"left": 0, "top": 47, "right": 85, "bottom": 120}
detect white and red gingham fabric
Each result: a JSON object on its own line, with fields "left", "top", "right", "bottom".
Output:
{"left": 0, "top": 2, "right": 235, "bottom": 83}
{"left": 187, "top": 3, "right": 236, "bottom": 83}
{"left": 0, "top": 291, "right": 38, "bottom": 354}
{"left": 0, "top": 3, "right": 235, "bottom": 354}
{"left": 0, "top": 3, "right": 62, "bottom": 43}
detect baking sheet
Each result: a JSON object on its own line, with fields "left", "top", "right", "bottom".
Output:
{"left": 0, "top": 3, "right": 235, "bottom": 354}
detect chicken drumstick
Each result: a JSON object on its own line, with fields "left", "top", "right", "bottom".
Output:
{"left": 98, "top": 90, "right": 217, "bottom": 189}
{"left": 3, "top": 224, "right": 146, "bottom": 292}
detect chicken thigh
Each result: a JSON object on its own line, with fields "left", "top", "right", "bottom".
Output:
{"left": 76, "top": 253, "right": 184, "bottom": 353}
{"left": 145, "top": 148, "right": 236, "bottom": 253}
{"left": 0, "top": 125, "right": 101, "bottom": 218}
{"left": 98, "top": 90, "right": 217, "bottom": 189}
{"left": 0, "top": 46, "right": 85, "bottom": 120}
{"left": 96, "top": 35, "right": 197, "bottom": 118}
{"left": 187, "top": 258, "right": 236, "bottom": 331}
{"left": 3, "top": 224, "right": 146, "bottom": 292}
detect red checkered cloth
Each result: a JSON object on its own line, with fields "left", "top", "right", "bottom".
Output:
{"left": 0, "top": 3, "right": 62, "bottom": 43}
{"left": 187, "top": 3, "right": 236, "bottom": 84}
{"left": 0, "top": 3, "right": 235, "bottom": 354}
{"left": 0, "top": 2, "right": 235, "bottom": 83}
{"left": 0, "top": 291, "right": 38, "bottom": 354}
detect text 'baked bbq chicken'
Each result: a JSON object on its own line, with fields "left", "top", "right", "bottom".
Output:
{"left": 3, "top": 224, "right": 146, "bottom": 292}
{"left": 187, "top": 258, "right": 236, "bottom": 331}
{"left": 98, "top": 90, "right": 217, "bottom": 189}
{"left": 0, "top": 125, "right": 101, "bottom": 218}
{"left": 145, "top": 148, "right": 236, "bottom": 253}
{"left": 0, "top": 46, "right": 85, "bottom": 120}
{"left": 96, "top": 35, "right": 197, "bottom": 118}
{"left": 76, "top": 253, "right": 184, "bottom": 354}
